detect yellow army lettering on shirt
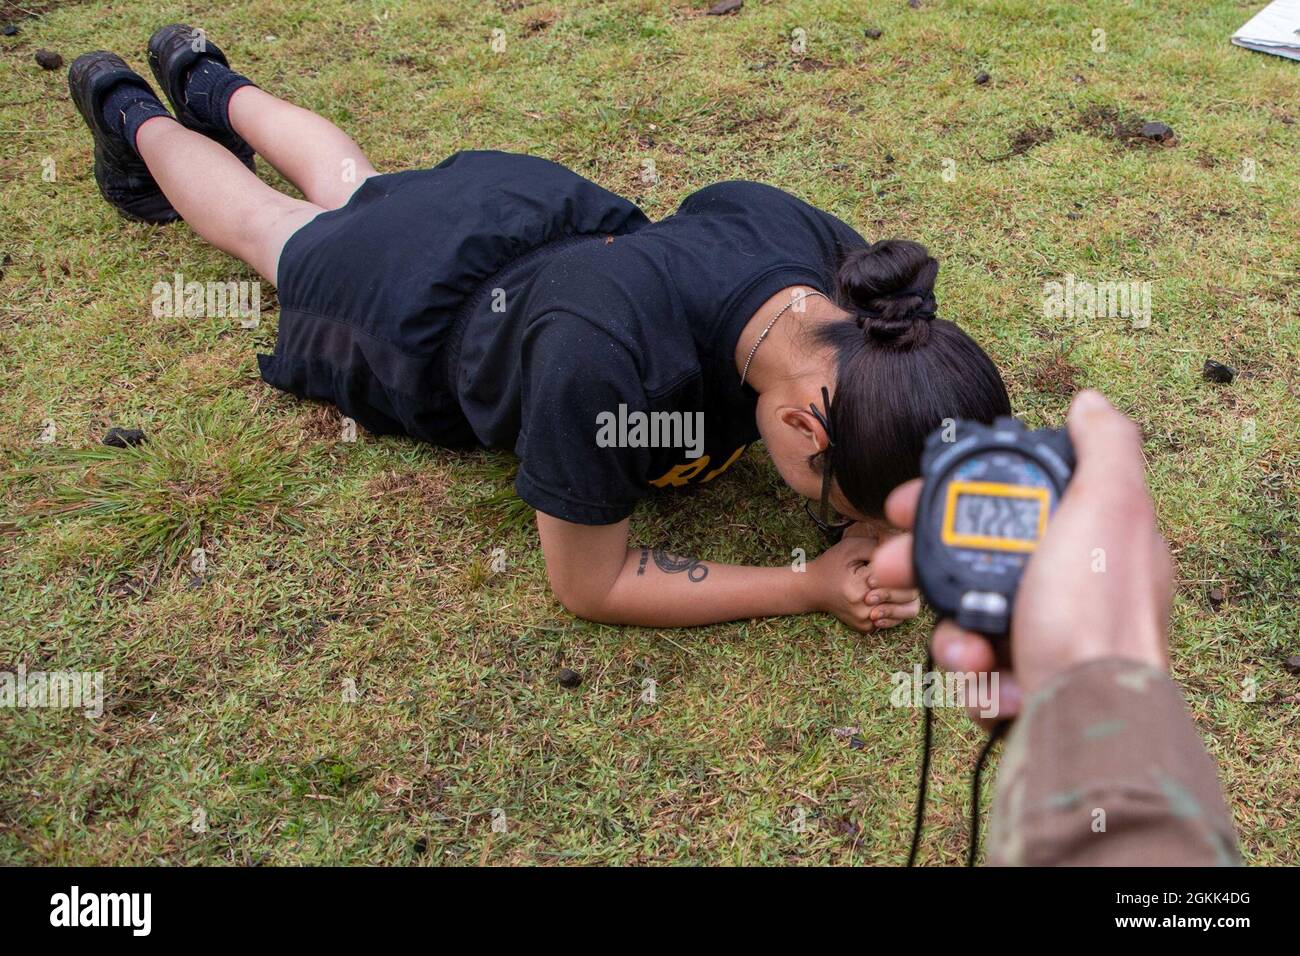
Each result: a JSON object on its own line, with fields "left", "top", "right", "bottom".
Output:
{"left": 648, "top": 445, "right": 747, "bottom": 488}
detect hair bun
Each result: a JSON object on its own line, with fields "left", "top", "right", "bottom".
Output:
{"left": 837, "top": 239, "right": 940, "bottom": 349}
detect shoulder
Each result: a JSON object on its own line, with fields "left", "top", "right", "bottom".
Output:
{"left": 678, "top": 179, "right": 807, "bottom": 212}
{"left": 529, "top": 239, "right": 676, "bottom": 334}
{"left": 677, "top": 180, "right": 867, "bottom": 245}
{"left": 676, "top": 180, "right": 848, "bottom": 221}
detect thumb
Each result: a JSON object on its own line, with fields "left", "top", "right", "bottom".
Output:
{"left": 1066, "top": 389, "right": 1146, "bottom": 489}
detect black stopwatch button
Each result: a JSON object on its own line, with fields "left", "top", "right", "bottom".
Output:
{"left": 991, "top": 419, "right": 1025, "bottom": 446}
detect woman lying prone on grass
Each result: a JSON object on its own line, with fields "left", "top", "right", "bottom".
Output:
{"left": 69, "top": 26, "right": 1012, "bottom": 633}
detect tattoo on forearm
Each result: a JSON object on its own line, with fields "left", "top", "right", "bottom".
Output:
{"left": 648, "top": 546, "right": 709, "bottom": 583}
{"left": 637, "top": 548, "right": 649, "bottom": 576}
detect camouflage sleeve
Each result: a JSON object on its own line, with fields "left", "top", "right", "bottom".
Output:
{"left": 987, "top": 657, "right": 1240, "bottom": 866}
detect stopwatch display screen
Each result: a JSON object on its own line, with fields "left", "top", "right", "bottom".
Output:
{"left": 939, "top": 473, "right": 1051, "bottom": 555}
{"left": 951, "top": 487, "right": 1044, "bottom": 543}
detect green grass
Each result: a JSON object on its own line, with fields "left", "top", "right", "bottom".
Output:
{"left": 1, "top": 0, "right": 1297, "bottom": 865}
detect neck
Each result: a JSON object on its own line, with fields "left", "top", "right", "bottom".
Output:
{"left": 736, "top": 286, "right": 845, "bottom": 394}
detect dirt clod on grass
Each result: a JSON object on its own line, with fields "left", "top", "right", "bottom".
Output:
{"left": 557, "top": 668, "right": 583, "bottom": 688}
{"left": 1139, "top": 120, "right": 1175, "bottom": 143}
{"left": 1203, "top": 359, "right": 1236, "bottom": 384}
{"left": 102, "top": 426, "right": 146, "bottom": 447}
{"left": 974, "top": 70, "right": 990, "bottom": 85}
{"left": 864, "top": 27, "right": 882, "bottom": 39}
{"left": 706, "top": 0, "right": 741, "bottom": 15}
{"left": 1285, "top": 656, "right": 1300, "bottom": 676}
{"left": 1078, "top": 104, "right": 1177, "bottom": 148}
{"left": 35, "top": 49, "right": 62, "bottom": 70}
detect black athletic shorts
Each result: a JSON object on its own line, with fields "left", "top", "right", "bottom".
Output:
{"left": 259, "top": 150, "right": 648, "bottom": 446}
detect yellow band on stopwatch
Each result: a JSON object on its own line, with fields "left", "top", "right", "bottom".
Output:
{"left": 940, "top": 480, "right": 1049, "bottom": 554}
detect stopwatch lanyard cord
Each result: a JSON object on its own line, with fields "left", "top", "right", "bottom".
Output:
{"left": 967, "top": 720, "right": 1008, "bottom": 866}
{"left": 906, "top": 649, "right": 1010, "bottom": 867}
{"left": 906, "top": 650, "right": 936, "bottom": 867}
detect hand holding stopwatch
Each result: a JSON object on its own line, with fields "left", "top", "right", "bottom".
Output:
{"left": 912, "top": 417, "right": 1075, "bottom": 636}
{"left": 907, "top": 415, "right": 1074, "bottom": 866}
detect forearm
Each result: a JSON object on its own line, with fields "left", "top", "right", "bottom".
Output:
{"left": 581, "top": 546, "right": 812, "bottom": 627}
{"left": 987, "top": 657, "right": 1240, "bottom": 866}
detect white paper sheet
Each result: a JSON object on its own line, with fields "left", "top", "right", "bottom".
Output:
{"left": 1232, "top": 0, "right": 1300, "bottom": 61}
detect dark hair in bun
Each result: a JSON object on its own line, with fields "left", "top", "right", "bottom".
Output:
{"left": 813, "top": 239, "right": 1011, "bottom": 517}
{"left": 836, "top": 239, "right": 940, "bottom": 350}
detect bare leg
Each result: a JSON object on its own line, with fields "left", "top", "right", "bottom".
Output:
{"left": 135, "top": 114, "right": 322, "bottom": 284}
{"left": 227, "top": 86, "right": 378, "bottom": 210}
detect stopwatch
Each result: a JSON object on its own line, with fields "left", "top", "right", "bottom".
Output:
{"left": 913, "top": 417, "right": 1075, "bottom": 635}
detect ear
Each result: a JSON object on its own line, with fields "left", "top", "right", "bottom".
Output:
{"left": 778, "top": 406, "right": 829, "bottom": 455}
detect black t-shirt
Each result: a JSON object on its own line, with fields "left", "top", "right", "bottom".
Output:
{"left": 454, "top": 180, "right": 868, "bottom": 524}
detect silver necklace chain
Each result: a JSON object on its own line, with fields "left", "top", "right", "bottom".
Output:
{"left": 739, "top": 289, "right": 828, "bottom": 387}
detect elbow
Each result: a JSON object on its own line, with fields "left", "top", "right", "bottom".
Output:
{"left": 549, "top": 577, "right": 617, "bottom": 623}
{"left": 555, "top": 590, "right": 610, "bottom": 623}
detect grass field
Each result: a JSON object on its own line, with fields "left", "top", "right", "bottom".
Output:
{"left": 1, "top": 0, "right": 1297, "bottom": 865}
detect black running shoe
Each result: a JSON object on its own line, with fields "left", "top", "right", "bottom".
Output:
{"left": 67, "top": 52, "right": 178, "bottom": 224}
{"left": 147, "top": 24, "right": 256, "bottom": 172}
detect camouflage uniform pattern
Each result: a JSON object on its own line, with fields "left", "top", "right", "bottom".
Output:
{"left": 988, "top": 657, "right": 1240, "bottom": 866}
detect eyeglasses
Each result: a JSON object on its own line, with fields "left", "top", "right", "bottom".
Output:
{"left": 803, "top": 385, "right": 854, "bottom": 544}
